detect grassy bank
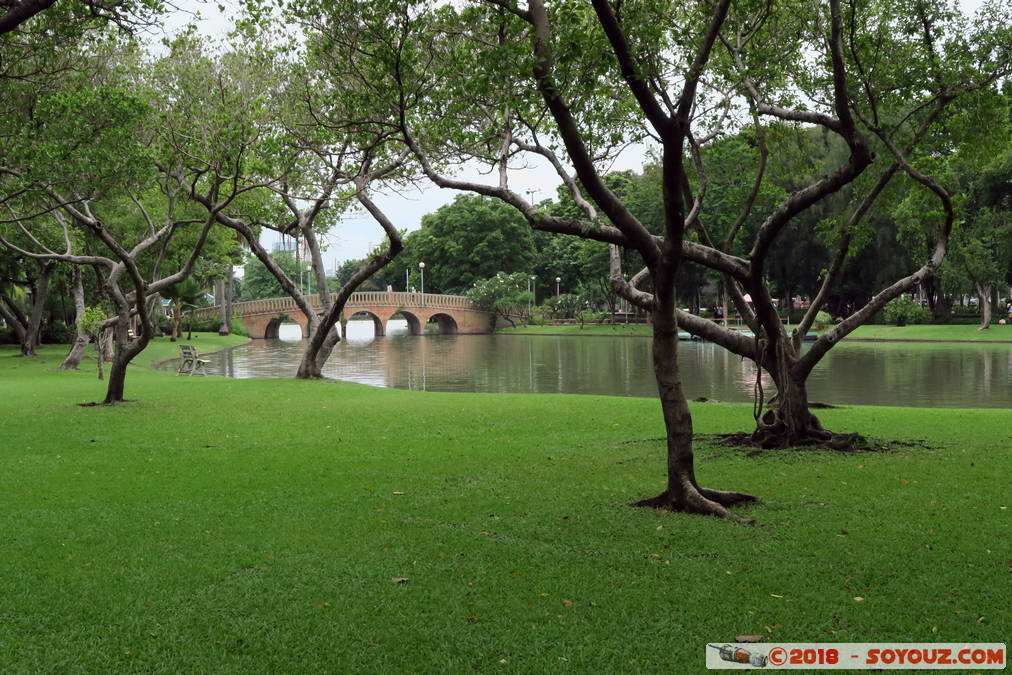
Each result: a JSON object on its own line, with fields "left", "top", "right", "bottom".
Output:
{"left": 498, "top": 321, "right": 1012, "bottom": 342}
{"left": 845, "top": 323, "right": 1012, "bottom": 342}
{"left": 498, "top": 323, "right": 653, "bottom": 336}
{"left": 1, "top": 340, "right": 1009, "bottom": 672}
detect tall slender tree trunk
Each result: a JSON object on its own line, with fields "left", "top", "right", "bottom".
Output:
{"left": 20, "top": 262, "right": 53, "bottom": 357}
{"left": 975, "top": 282, "right": 992, "bottom": 330}
{"left": 99, "top": 327, "right": 114, "bottom": 364}
{"left": 216, "top": 277, "right": 229, "bottom": 335}
{"left": 298, "top": 227, "right": 334, "bottom": 369}
{"left": 633, "top": 271, "right": 755, "bottom": 518}
{"left": 59, "top": 268, "right": 90, "bottom": 370}
{"left": 170, "top": 303, "right": 181, "bottom": 342}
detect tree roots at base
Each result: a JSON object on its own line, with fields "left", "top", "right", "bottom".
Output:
{"left": 631, "top": 488, "right": 758, "bottom": 525}
{"left": 751, "top": 408, "right": 863, "bottom": 450}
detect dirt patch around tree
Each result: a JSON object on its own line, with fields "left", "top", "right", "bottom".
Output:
{"left": 699, "top": 432, "right": 941, "bottom": 456}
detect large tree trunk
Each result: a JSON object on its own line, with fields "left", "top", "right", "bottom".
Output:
{"left": 59, "top": 269, "right": 90, "bottom": 370}
{"left": 102, "top": 317, "right": 149, "bottom": 404}
{"left": 751, "top": 354, "right": 858, "bottom": 449}
{"left": 632, "top": 277, "right": 756, "bottom": 519}
{"left": 104, "top": 353, "right": 129, "bottom": 403}
{"left": 20, "top": 262, "right": 53, "bottom": 357}
{"left": 311, "top": 328, "right": 340, "bottom": 372}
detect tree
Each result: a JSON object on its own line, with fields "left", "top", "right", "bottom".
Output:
{"left": 0, "top": 37, "right": 219, "bottom": 403}
{"left": 0, "top": 253, "right": 52, "bottom": 356}
{"left": 620, "top": 0, "right": 1012, "bottom": 448}
{"left": 57, "top": 266, "right": 89, "bottom": 369}
{"left": 943, "top": 92, "right": 1012, "bottom": 330}
{"left": 384, "top": 194, "right": 536, "bottom": 294}
{"left": 238, "top": 249, "right": 301, "bottom": 301}
{"left": 467, "top": 271, "right": 532, "bottom": 327}
{"left": 0, "top": 1, "right": 162, "bottom": 37}
{"left": 154, "top": 32, "right": 410, "bottom": 379}
{"left": 297, "top": 0, "right": 1010, "bottom": 516}
{"left": 295, "top": 0, "right": 766, "bottom": 518}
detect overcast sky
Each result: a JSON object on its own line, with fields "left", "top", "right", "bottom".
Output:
{"left": 158, "top": 0, "right": 984, "bottom": 273}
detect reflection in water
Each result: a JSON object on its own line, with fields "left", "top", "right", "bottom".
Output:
{"left": 174, "top": 320, "right": 1012, "bottom": 408}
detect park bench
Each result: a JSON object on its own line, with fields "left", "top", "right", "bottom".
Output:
{"left": 177, "top": 343, "right": 209, "bottom": 376}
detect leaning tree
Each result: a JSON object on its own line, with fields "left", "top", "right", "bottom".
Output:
{"left": 293, "top": 0, "right": 771, "bottom": 518}
{"left": 0, "top": 35, "right": 221, "bottom": 403}
{"left": 154, "top": 32, "right": 412, "bottom": 378}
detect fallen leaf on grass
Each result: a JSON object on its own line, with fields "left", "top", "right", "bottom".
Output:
{"left": 391, "top": 577, "right": 409, "bottom": 584}
{"left": 853, "top": 597, "right": 864, "bottom": 602}
{"left": 562, "top": 599, "right": 573, "bottom": 607}
{"left": 770, "top": 594, "right": 784, "bottom": 599}
{"left": 392, "top": 491, "right": 405, "bottom": 495}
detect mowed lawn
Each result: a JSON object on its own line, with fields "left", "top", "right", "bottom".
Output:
{"left": 1, "top": 337, "right": 1009, "bottom": 672}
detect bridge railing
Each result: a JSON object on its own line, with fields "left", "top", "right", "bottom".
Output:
{"left": 187, "top": 291, "right": 476, "bottom": 321}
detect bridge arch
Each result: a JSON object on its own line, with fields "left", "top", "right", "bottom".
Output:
{"left": 265, "top": 315, "right": 305, "bottom": 340}
{"left": 346, "top": 310, "right": 385, "bottom": 337}
{"left": 428, "top": 313, "right": 458, "bottom": 335}
{"left": 393, "top": 310, "right": 423, "bottom": 336}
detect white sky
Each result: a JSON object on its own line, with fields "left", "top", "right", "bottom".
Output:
{"left": 158, "top": 0, "right": 984, "bottom": 272}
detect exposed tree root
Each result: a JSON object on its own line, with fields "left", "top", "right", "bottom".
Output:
{"left": 697, "top": 487, "right": 759, "bottom": 508}
{"left": 631, "top": 487, "right": 757, "bottom": 525}
{"left": 750, "top": 408, "right": 863, "bottom": 450}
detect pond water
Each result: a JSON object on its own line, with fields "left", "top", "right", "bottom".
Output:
{"left": 163, "top": 320, "right": 1012, "bottom": 408}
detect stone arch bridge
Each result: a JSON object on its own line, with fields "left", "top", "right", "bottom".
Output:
{"left": 187, "top": 292, "right": 497, "bottom": 339}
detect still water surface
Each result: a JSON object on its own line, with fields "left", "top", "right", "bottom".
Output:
{"left": 169, "top": 320, "right": 1012, "bottom": 408}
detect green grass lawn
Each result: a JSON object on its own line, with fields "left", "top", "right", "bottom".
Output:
{"left": 845, "top": 323, "right": 1012, "bottom": 341}
{"left": 1, "top": 337, "right": 1009, "bottom": 672}
{"left": 499, "top": 321, "right": 1012, "bottom": 342}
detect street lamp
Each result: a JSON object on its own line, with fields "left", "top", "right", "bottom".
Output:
{"left": 530, "top": 275, "right": 536, "bottom": 310}
{"left": 418, "top": 261, "right": 425, "bottom": 297}
{"left": 555, "top": 276, "right": 561, "bottom": 297}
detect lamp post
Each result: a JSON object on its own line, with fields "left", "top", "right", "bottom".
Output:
{"left": 419, "top": 261, "right": 425, "bottom": 299}
{"left": 555, "top": 276, "right": 561, "bottom": 297}
{"left": 529, "top": 275, "right": 536, "bottom": 312}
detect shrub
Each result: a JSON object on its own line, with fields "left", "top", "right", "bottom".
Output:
{"left": 883, "top": 297, "right": 931, "bottom": 326}
{"left": 529, "top": 309, "right": 550, "bottom": 326}
{"left": 812, "top": 311, "right": 833, "bottom": 330}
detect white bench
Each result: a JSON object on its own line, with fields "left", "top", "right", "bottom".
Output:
{"left": 176, "top": 344, "right": 209, "bottom": 376}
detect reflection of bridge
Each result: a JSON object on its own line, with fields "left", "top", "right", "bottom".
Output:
{"left": 187, "top": 292, "right": 496, "bottom": 339}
